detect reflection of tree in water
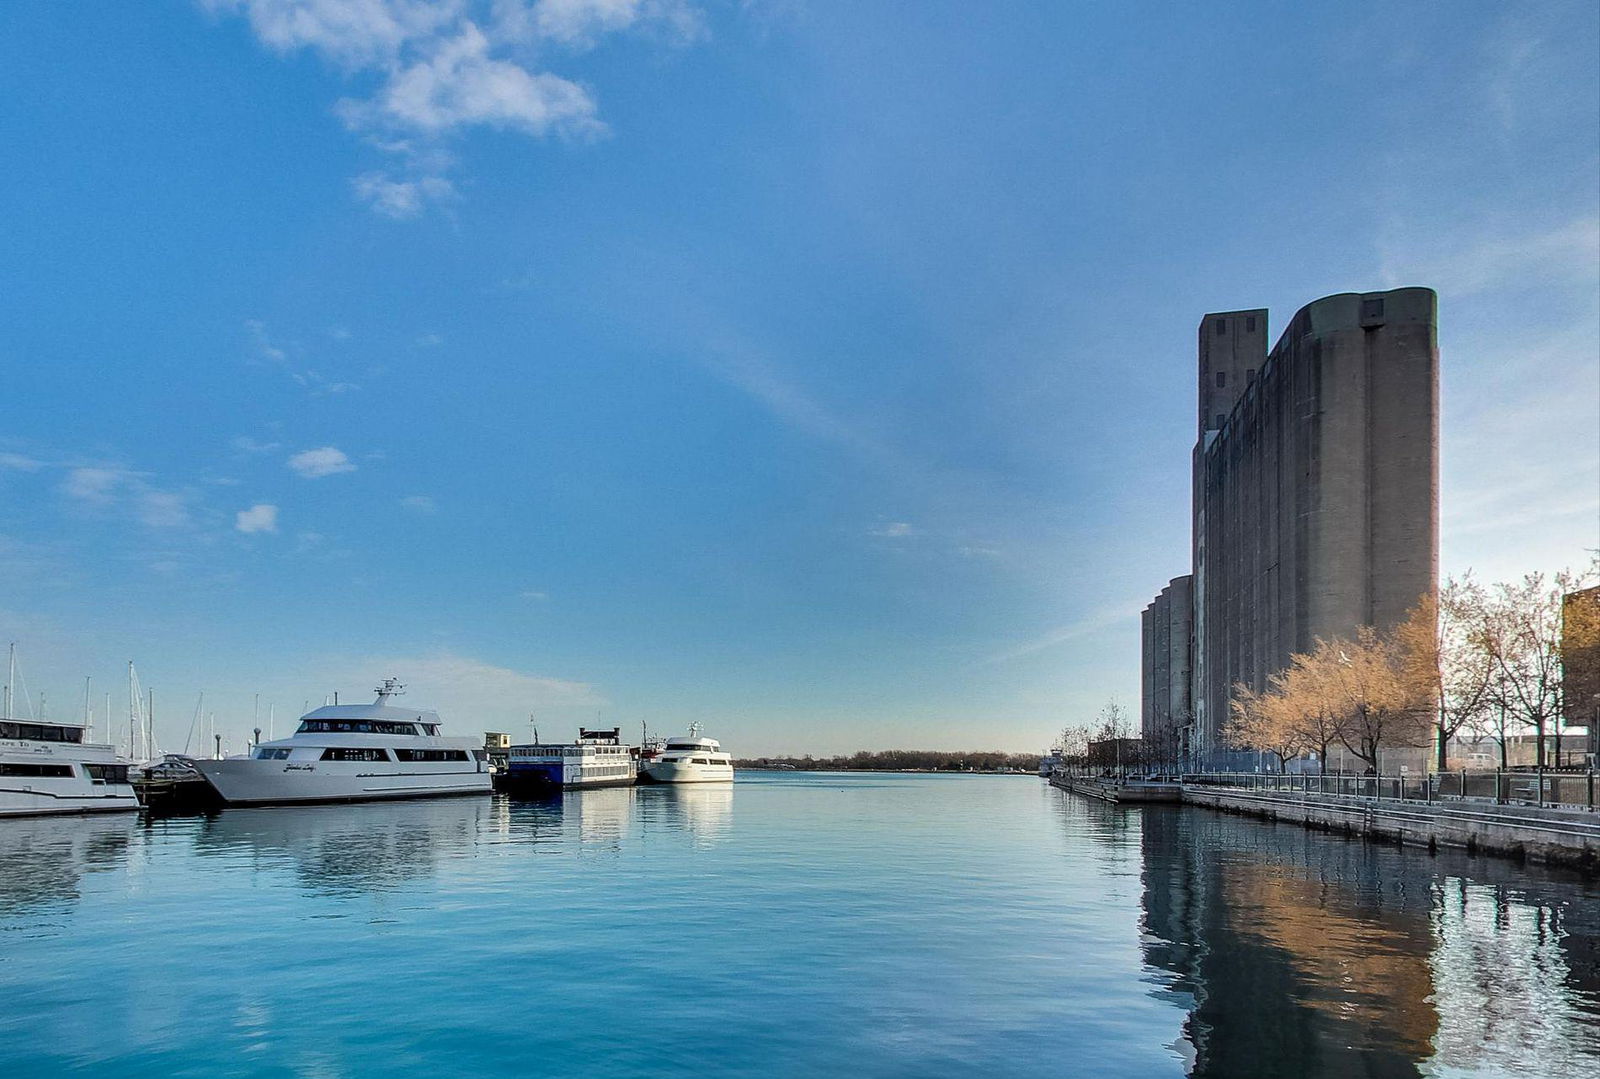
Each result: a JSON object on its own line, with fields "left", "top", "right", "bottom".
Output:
{"left": 0, "top": 814, "right": 136, "bottom": 915}
{"left": 190, "top": 799, "right": 490, "bottom": 897}
{"left": 1134, "top": 805, "right": 1600, "bottom": 1078}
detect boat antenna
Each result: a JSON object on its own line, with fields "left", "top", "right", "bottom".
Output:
{"left": 4, "top": 641, "right": 12, "bottom": 720}
{"left": 375, "top": 678, "right": 404, "bottom": 704}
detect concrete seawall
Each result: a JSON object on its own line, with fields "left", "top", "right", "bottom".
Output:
{"left": 1052, "top": 776, "right": 1600, "bottom": 871}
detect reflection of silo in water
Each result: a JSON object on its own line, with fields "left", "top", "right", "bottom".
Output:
{"left": 0, "top": 813, "right": 136, "bottom": 914}
{"left": 190, "top": 799, "right": 490, "bottom": 897}
{"left": 1137, "top": 807, "right": 1439, "bottom": 1079}
{"left": 660, "top": 783, "right": 732, "bottom": 841}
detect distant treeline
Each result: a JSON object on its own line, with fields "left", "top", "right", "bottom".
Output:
{"left": 734, "top": 750, "right": 1039, "bottom": 772}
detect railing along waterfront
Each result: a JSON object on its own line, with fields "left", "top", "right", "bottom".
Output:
{"left": 1180, "top": 770, "right": 1600, "bottom": 810}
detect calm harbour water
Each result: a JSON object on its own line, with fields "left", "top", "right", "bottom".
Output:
{"left": 2, "top": 773, "right": 1599, "bottom": 1078}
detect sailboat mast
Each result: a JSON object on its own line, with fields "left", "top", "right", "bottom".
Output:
{"left": 83, "top": 676, "right": 92, "bottom": 738}
{"left": 128, "top": 661, "right": 137, "bottom": 759}
{"left": 5, "top": 641, "right": 14, "bottom": 721}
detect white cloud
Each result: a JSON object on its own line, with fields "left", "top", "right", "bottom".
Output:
{"left": 198, "top": 1, "right": 703, "bottom": 217}
{"left": 400, "top": 494, "right": 437, "bottom": 513}
{"left": 232, "top": 435, "right": 283, "bottom": 454}
{"left": 62, "top": 467, "right": 129, "bottom": 503}
{"left": 139, "top": 491, "right": 192, "bottom": 529}
{"left": 288, "top": 446, "right": 357, "bottom": 478}
{"left": 358, "top": 22, "right": 600, "bottom": 136}
{"left": 519, "top": 589, "right": 549, "bottom": 600}
{"left": 415, "top": 332, "right": 444, "bottom": 346}
{"left": 352, "top": 171, "right": 455, "bottom": 218}
{"left": 0, "top": 452, "right": 44, "bottom": 472}
{"left": 869, "top": 521, "right": 916, "bottom": 538}
{"left": 60, "top": 465, "right": 198, "bottom": 531}
{"left": 236, "top": 503, "right": 280, "bottom": 533}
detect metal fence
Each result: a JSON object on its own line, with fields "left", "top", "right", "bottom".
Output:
{"left": 1179, "top": 770, "right": 1600, "bottom": 810}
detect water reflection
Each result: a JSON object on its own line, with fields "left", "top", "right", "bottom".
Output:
{"left": 639, "top": 782, "right": 734, "bottom": 841}
{"left": 1132, "top": 804, "right": 1600, "bottom": 1078}
{"left": 187, "top": 798, "right": 492, "bottom": 897}
{"left": 0, "top": 814, "right": 135, "bottom": 915}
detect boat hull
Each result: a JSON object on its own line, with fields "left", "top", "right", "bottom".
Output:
{"left": 642, "top": 760, "right": 735, "bottom": 784}
{"left": 194, "top": 758, "right": 490, "bottom": 806}
{"left": 500, "top": 761, "right": 637, "bottom": 792}
{"left": 0, "top": 788, "right": 139, "bottom": 817}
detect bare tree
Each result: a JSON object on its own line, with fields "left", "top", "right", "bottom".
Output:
{"left": 1395, "top": 579, "right": 1494, "bottom": 772}
{"left": 1474, "top": 572, "right": 1589, "bottom": 768}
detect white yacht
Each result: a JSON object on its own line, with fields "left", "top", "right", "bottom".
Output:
{"left": 194, "top": 680, "right": 490, "bottom": 805}
{"left": 504, "top": 727, "right": 637, "bottom": 791}
{"left": 0, "top": 717, "right": 139, "bottom": 817}
{"left": 642, "top": 725, "right": 734, "bottom": 784}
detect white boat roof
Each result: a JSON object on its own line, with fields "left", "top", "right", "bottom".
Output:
{"left": 300, "top": 704, "right": 442, "bottom": 724}
{"left": 664, "top": 735, "right": 720, "bottom": 748}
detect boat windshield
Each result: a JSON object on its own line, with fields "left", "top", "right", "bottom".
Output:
{"left": 0, "top": 721, "right": 85, "bottom": 744}
{"left": 297, "top": 719, "right": 421, "bottom": 736}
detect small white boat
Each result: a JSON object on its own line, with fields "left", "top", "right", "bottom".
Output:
{"left": 504, "top": 727, "right": 637, "bottom": 791}
{"left": 0, "top": 718, "right": 139, "bottom": 817}
{"left": 194, "top": 679, "right": 490, "bottom": 806}
{"left": 642, "top": 725, "right": 734, "bottom": 784}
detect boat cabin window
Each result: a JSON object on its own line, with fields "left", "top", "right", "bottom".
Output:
{"left": 394, "top": 749, "right": 469, "bottom": 762}
{"left": 257, "top": 748, "right": 292, "bottom": 760}
{"left": 85, "top": 763, "right": 130, "bottom": 784}
{"left": 0, "top": 762, "right": 75, "bottom": 778}
{"left": 319, "top": 747, "right": 392, "bottom": 762}
{"left": 421, "top": 724, "right": 440, "bottom": 735}
{"left": 0, "top": 722, "right": 85, "bottom": 744}
{"left": 298, "top": 720, "right": 420, "bottom": 736}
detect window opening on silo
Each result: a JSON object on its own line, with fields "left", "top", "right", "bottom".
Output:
{"left": 1245, "top": 316, "right": 1256, "bottom": 332}
{"left": 1215, "top": 320, "right": 1226, "bottom": 335}
{"left": 1216, "top": 371, "right": 1227, "bottom": 388}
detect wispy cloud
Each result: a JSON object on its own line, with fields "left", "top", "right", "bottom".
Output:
{"left": 60, "top": 466, "right": 194, "bottom": 530}
{"left": 232, "top": 435, "right": 283, "bottom": 455}
{"left": 139, "top": 491, "right": 193, "bottom": 529}
{"left": 288, "top": 446, "right": 357, "bottom": 479}
{"left": 519, "top": 589, "right": 549, "bottom": 601}
{"left": 62, "top": 466, "right": 128, "bottom": 503}
{"left": 868, "top": 521, "right": 916, "bottom": 538}
{"left": 1378, "top": 214, "right": 1599, "bottom": 297}
{"left": 198, "top": 1, "right": 706, "bottom": 217}
{"left": 399, "top": 494, "right": 436, "bottom": 513}
{"left": 0, "top": 452, "right": 45, "bottom": 472}
{"left": 352, "top": 171, "right": 454, "bottom": 218}
{"left": 244, "top": 319, "right": 361, "bottom": 394}
{"left": 236, "top": 503, "right": 280, "bottom": 533}
{"left": 310, "top": 650, "right": 603, "bottom": 727}
{"left": 980, "top": 601, "right": 1142, "bottom": 667}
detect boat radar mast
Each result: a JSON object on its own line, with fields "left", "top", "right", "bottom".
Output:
{"left": 374, "top": 678, "right": 405, "bottom": 704}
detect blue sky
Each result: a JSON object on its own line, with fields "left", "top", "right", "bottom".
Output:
{"left": 1, "top": 1, "right": 1596, "bottom": 756}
